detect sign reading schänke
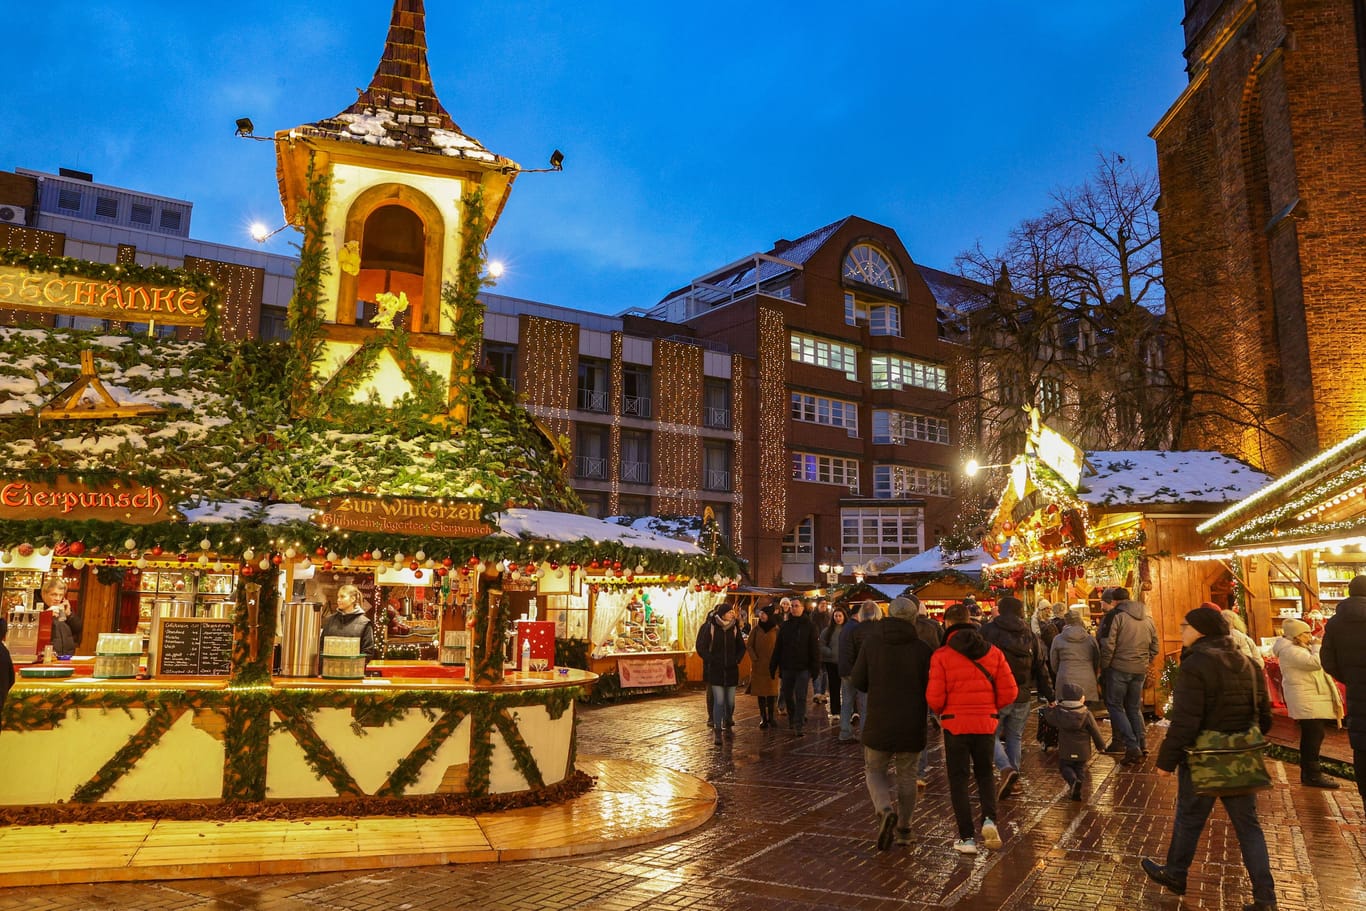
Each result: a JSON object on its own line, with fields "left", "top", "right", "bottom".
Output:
{"left": 0, "top": 266, "right": 208, "bottom": 327}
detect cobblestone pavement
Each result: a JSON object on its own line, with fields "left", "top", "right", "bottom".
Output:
{"left": 3, "top": 692, "right": 1363, "bottom": 911}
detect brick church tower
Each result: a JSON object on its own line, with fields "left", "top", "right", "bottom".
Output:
{"left": 1152, "top": 0, "right": 1366, "bottom": 473}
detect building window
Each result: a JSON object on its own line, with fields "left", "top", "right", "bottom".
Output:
{"left": 579, "top": 491, "right": 608, "bottom": 518}
{"left": 704, "top": 503, "right": 732, "bottom": 541}
{"left": 873, "top": 464, "right": 952, "bottom": 498}
{"left": 56, "top": 188, "right": 82, "bottom": 212}
{"left": 159, "top": 209, "right": 182, "bottom": 232}
{"left": 841, "top": 506, "right": 924, "bottom": 561}
{"left": 622, "top": 365, "right": 651, "bottom": 418}
{"left": 704, "top": 442, "right": 731, "bottom": 491}
{"left": 620, "top": 430, "right": 651, "bottom": 484}
{"left": 484, "top": 343, "right": 517, "bottom": 390}
{"left": 575, "top": 425, "right": 608, "bottom": 479}
{"left": 781, "top": 516, "right": 814, "bottom": 563}
{"left": 870, "top": 354, "right": 947, "bottom": 392}
{"left": 130, "top": 203, "right": 153, "bottom": 226}
{"left": 790, "top": 333, "right": 859, "bottom": 381}
{"left": 998, "top": 366, "right": 1025, "bottom": 405}
{"left": 842, "top": 244, "right": 902, "bottom": 292}
{"left": 258, "top": 308, "right": 288, "bottom": 341}
{"left": 94, "top": 197, "right": 119, "bottom": 219}
{"left": 872, "top": 410, "right": 950, "bottom": 445}
{"left": 792, "top": 452, "right": 860, "bottom": 492}
{"left": 704, "top": 379, "right": 731, "bottom": 429}
{"left": 618, "top": 494, "right": 651, "bottom": 517}
{"left": 1038, "top": 375, "right": 1063, "bottom": 415}
{"left": 577, "top": 359, "right": 609, "bottom": 413}
{"left": 791, "top": 392, "right": 858, "bottom": 434}
{"left": 845, "top": 293, "right": 902, "bottom": 336}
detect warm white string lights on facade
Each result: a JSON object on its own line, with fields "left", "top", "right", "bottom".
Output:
{"left": 758, "top": 307, "right": 787, "bottom": 533}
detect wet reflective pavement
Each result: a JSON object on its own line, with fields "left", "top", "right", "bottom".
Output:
{"left": 4, "top": 692, "right": 1363, "bottom": 910}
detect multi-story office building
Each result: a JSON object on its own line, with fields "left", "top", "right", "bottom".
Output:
{"left": 643, "top": 216, "right": 961, "bottom": 588}
{"left": 0, "top": 167, "right": 296, "bottom": 340}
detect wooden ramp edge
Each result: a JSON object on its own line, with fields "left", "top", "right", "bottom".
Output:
{"left": 0, "top": 757, "right": 717, "bottom": 887}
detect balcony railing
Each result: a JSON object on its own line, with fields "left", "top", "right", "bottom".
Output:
{"left": 577, "top": 388, "right": 608, "bottom": 413}
{"left": 575, "top": 456, "right": 607, "bottom": 479}
{"left": 704, "top": 469, "right": 732, "bottom": 491}
{"left": 620, "top": 461, "right": 651, "bottom": 484}
{"left": 704, "top": 406, "right": 731, "bottom": 429}
{"left": 623, "top": 394, "right": 651, "bottom": 418}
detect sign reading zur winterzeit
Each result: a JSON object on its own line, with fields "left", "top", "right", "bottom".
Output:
{"left": 309, "top": 496, "right": 494, "bottom": 538}
{"left": 0, "top": 265, "right": 208, "bottom": 327}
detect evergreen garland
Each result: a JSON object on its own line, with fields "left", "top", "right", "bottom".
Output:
{"left": 272, "top": 701, "right": 364, "bottom": 796}
{"left": 493, "top": 708, "right": 544, "bottom": 789}
{"left": 71, "top": 702, "right": 188, "bottom": 802}
{"left": 220, "top": 687, "right": 271, "bottom": 802}
{"left": 284, "top": 153, "right": 331, "bottom": 416}
{"left": 373, "top": 706, "right": 469, "bottom": 797}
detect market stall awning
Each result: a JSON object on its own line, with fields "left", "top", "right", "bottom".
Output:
{"left": 1193, "top": 425, "right": 1366, "bottom": 556}
{"left": 885, "top": 545, "right": 998, "bottom": 576}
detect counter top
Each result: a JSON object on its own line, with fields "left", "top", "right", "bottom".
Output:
{"left": 11, "top": 667, "right": 597, "bottom": 693}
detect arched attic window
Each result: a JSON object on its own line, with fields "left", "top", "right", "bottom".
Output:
{"left": 842, "top": 244, "right": 901, "bottom": 293}
{"left": 356, "top": 203, "right": 427, "bottom": 330}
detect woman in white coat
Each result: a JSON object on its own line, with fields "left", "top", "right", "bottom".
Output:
{"left": 1272, "top": 618, "right": 1343, "bottom": 788}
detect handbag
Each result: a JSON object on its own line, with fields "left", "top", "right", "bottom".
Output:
{"left": 1184, "top": 726, "right": 1272, "bottom": 796}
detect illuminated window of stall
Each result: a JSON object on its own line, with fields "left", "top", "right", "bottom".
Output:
{"left": 356, "top": 204, "right": 426, "bottom": 330}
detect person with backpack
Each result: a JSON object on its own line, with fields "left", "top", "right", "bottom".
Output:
{"left": 1099, "top": 588, "right": 1159, "bottom": 766}
{"left": 981, "top": 595, "right": 1055, "bottom": 800}
{"left": 927, "top": 601, "right": 1018, "bottom": 856}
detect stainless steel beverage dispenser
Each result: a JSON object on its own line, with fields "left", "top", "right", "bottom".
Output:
{"left": 279, "top": 601, "right": 323, "bottom": 676}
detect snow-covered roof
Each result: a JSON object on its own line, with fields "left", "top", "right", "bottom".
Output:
{"left": 497, "top": 510, "right": 702, "bottom": 555}
{"left": 885, "top": 545, "right": 996, "bottom": 575}
{"left": 604, "top": 515, "right": 701, "bottom": 542}
{"left": 1079, "top": 450, "right": 1271, "bottom": 508}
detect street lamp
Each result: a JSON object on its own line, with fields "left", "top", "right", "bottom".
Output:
{"left": 818, "top": 562, "right": 844, "bottom": 586}
{"left": 964, "top": 458, "right": 1011, "bottom": 477}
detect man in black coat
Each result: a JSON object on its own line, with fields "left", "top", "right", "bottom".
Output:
{"left": 1321, "top": 574, "right": 1366, "bottom": 801}
{"left": 770, "top": 599, "right": 820, "bottom": 736}
{"left": 852, "top": 596, "right": 933, "bottom": 851}
{"left": 1142, "top": 607, "right": 1276, "bottom": 911}
{"left": 981, "top": 595, "right": 1054, "bottom": 800}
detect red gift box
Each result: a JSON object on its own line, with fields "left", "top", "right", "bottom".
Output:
{"left": 515, "top": 620, "right": 556, "bottom": 670}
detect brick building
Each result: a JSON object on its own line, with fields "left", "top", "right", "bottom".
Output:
{"left": 1153, "top": 0, "right": 1366, "bottom": 473}
{"left": 0, "top": 168, "right": 295, "bottom": 341}
{"left": 643, "top": 217, "right": 960, "bottom": 588}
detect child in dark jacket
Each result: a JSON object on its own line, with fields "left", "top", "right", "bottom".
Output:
{"left": 1042, "top": 682, "right": 1107, "bottom": 800}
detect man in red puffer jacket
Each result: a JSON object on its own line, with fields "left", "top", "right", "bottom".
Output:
{"left": 927, "top": 601, "right": 1018, "bottom": 856}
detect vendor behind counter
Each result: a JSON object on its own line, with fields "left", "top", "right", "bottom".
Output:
{"left": 321, "top": 583, "right": 377, "bottom": 659}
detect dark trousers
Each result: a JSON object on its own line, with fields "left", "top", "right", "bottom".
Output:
{"left": 1059, "top": 758, "right": 1086, "bottom": 787}
{"left": 1297, "top": 718, "right": 1329, "bottom": 775}
{"left": 758, "top": 695, "right": 777, "bottom": 725}
{"left": 943, "top": 730, "right": 997, "bottom": 839}
{"left": 780, "top": 669, "right": 811, "bottom": 729}
{"left": 1357, "top": 749, "right": 1366, "bottom": 801}
{"left": 1165, "top": 764, "right": 1276, "bottom": 905}
{"left": 823, "top": 662, "right": 842, "bottom": 714}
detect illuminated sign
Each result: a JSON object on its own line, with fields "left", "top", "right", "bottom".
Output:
{"left": 1031, "top": 423, "right": 1085, "bottom": 490}
{"left": 0, "top": 266, "right": 208, "bottom": 327}
{"left": 309, "top": 496, "right": 493, "bottom": 538}
{"left": 0, "top": 479, "right": 170, "bottom": 524}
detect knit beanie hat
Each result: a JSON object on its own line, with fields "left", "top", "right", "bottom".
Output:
{"left": 1110, "top": 587, "right": 1131, "bottom": 602}
{"left": 888, "top": 596, "right": 919, "bottom": 620}
{"left": 1350, "top": 575, "right": 1366, "bottom": 597}
{"left": 1058, "top": 682, "right": 1084, "bottom": 704}
{"left": 1281, "top": 618, "right": 1311, "bottom": 639}
{"left": 997, "top": 596, "right": 1025, "bottom": 617}
{"left": 1184, "top": 606, "right": 1229, "bottom": 638}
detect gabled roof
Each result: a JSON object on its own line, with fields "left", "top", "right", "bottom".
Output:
{"left": 291, "top": 0, "right": 511, "bottom": 166}
{"left": 1079, "top": 450, "right": 1270, "bottom": 508}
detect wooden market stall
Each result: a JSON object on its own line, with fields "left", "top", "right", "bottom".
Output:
{"left": 1186, "top": 426, "right": 1366, "bottom": 710}
{"left": 979, "top": 421, "right": 1270, "bottom": 699}
{"left": 881, "top": 545, "right": 997, "bottom": 622}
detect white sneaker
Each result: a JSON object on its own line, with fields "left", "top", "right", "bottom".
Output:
{"left": 981, "top": 818, "right": 1001, "bottom": 849}
{"left": 953, "top": 837, "right": 978, "bottom": 855}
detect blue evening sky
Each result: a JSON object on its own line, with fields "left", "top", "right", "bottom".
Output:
{"left": 10, "top": 2, "right": 1187, "bottom": 315}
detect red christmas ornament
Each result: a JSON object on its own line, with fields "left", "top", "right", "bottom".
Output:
{"left": 549, "top": 562, "right": 559, "bottom": 571}
{"left": 460, "top": 567, "right": 470, "bottom": 577}
{"left": 409, "top": 561, "right": 420, "bottom": 571}
{"left": 436, "top": 567, "right": 448, "bottom": 578}
{"left": 271, "top": 554, "right": 284, "bottom": 566}
{"left": 315, "top": 546, "right": 327, "bottom": 558}
{"left": 412, "top": 569, "right": 424, "bottom": 580}
{"left": 589, "top": 560, "right": 600, "bottom": 570}
{"left": 568, "top": 562, "right": 579, "bottom": 571}
{"left": 150, "top": 545, "right": 164, "bottom": 557}
{"left": 54, "top": 541, "right": 70, "bottom": 556}
{"left": 241, "top": 564, "right": 255, "bottom": 577}
{"left": 17, "top": 543, "right": 33, "bottom": 557}
{"left": 612, "top": 561, "right": 622, "bottom": 571}
{"left": 177, "top": 553, "right": 189, "bottom": 563}
{"left": 525, "top": 563, "right": 536, "bottom": 574}
{"left": 443, "top": 557, "right": 454, "bottom": 568}
{"left": 322, "top": 561, "right": 334, "bottom": 572}
{"left": 68, "top": 541, "right": 85, "bottom": 557}
{"left": 467, "top": 556, "right": 479, "bottom": 566}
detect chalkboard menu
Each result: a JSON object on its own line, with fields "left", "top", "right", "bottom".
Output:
{"left": 154, "top": 617, "right": 234, "bottom": 676}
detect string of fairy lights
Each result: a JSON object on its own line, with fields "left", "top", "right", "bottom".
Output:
{"left": 655, "top": 340, "right": 703, "bottom": 517}
{"left": 730, "top": 352, "right": 745, "bottom": 549}
{"left": 758, "top": 307, "right": 788, "bottom": 533}
{"left": 186, "top": 257, "right": 261, "bottom": 343}
{"left": 521, "top": 316, "right": 577, "bottom": 441}
{"left": 609, "top": 332, "right": 624, "bottom": 516}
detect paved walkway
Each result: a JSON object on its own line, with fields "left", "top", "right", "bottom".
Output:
{"left": 3, "top": 692, "right": 1363, "bottom": 910}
